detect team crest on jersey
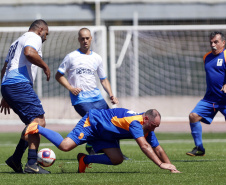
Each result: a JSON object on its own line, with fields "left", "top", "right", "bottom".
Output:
{"left": 217, "top": 59, "right": 223, "bottom": 66}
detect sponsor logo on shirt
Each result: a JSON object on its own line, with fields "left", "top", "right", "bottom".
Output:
{"left": 76, "top": 68, "right": 94, "bottom": 75}
{"left": 217, "top": 59, "right": 223, "bottom": 66}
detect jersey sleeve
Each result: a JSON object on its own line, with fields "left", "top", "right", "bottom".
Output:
{"left": 96, "top": 57, "right": 106, "bottom": 80}
{"left": 57, "top": 54, "right": 70, "bottom": 75}
{"left": 24, "top": 35, "right": 42, "bottom": 51}
{"left": 145, "top": 131, "right": 159, "bottom": 148}
{"left": 129, "top": 121, "right": 144, "bottom": 139}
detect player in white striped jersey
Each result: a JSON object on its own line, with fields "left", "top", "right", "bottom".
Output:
{"left": 0, "top": 19, "right": 50, "bottom": 174}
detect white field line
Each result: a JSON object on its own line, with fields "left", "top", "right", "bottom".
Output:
{"left": 1, "top": 116, "right": 224, "bottom": 125}
{"left": 1, "top": 139, "right": 226, "bottom": 147}
{"left": 121, "top": 139, "right": 226, "bottom": 144}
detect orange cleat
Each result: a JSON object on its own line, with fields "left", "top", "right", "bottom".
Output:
{"left": 23, "top": 122, "right": 39, "bottom": 136}
{"left": 77, "top": 153, "right": 91, "bottom": 173}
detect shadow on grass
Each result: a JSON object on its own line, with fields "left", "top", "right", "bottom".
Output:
{"left": 0, "top": 172, "right": 26, "bottom": 174}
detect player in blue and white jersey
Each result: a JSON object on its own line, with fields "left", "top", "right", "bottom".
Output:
{"left": 55, "top": 28, "right": 118, "bottom": 116}
{"left": 55, "top": 28, "right": 118, "bottom": 155}
{"left": 186, "top": 31, "right": 226, "bottom": 156}
{"left": 24, "top": 108, "right": 181, "bottom": 173}
{"left": 0, "top": 20, "right": 51, "bottom": 174}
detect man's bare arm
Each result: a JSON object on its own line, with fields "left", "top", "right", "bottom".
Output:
{"left": 0, "top": 62, "right": 10, "bottom": 114}
{"left": 24, "top": 46, "right": 50, "bottom": 81}
{"left": 55, "top": 71, "right": 82, "bottom": 96}
{"left": 136, "top": 136, "right": 180, "bottom": 172}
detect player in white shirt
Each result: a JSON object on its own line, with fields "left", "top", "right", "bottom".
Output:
{"left": 55, "top": 28, "right": 118, "bottom": 154}
{"left": 57, "top": 47, "right": 109, "bottom": 107}
{"left": 0, "top": 20, "right": 51, "bottom": 174}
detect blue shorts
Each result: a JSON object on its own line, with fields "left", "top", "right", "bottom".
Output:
{"left": 191, "top": 99, "right": 226, "bottom": 124}
{"left": 67, "top": 114, "right": 120, "bottom": 153}
{"left": 73, "top": 99, "right": 109, "bottom": 117}
{"left": 91, "top": 140, "right": 120, "bottom": 153}
{"left": 1, "top": 82, "right": 45, "bottom": 125}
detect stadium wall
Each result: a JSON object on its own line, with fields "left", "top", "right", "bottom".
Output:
{"left": 1, "top": 96, "right": 226, "bottom": 133}
{"left": 0, "top": 96, "right": 225, "bottom": 125}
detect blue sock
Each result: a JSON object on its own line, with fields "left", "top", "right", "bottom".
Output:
{"left": 83, "top": 154, "right": 113, "bottom": 165}
{"left": 190, "top": 121, "right": 205, "bottom": 151}
{"left": 28, "top": 149, "right": 37, "bottom": 165}
{"left": 12, "top": 139, "right": 28, "bottom": 163}
{"left": 38, "top": 125, "right": 64, "bottom": 148}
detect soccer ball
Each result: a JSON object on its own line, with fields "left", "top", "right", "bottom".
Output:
{"left": 37, "top": 148, "right": 56, "bottom": 167}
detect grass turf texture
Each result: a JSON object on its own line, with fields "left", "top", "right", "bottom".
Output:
{"left": 1, "top": 132, "right": 226, "bottom": 185}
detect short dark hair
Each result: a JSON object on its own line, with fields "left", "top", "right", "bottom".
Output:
{"left": 145, "top": 109, "right": 161, "bottom": 121}
{"left": 209, "top": 31, "right": 225, "bottom": 41}
{"left": 29, "top": 19, "right": 48, "bottom": 31}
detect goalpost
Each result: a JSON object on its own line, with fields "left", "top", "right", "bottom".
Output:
{"left": 0, "top": 26, "right": 107, "bottom": 125}
{"left": 1, "top": 25, "right": 226, "bottom": 125}
{"left": 109, "top": 25, "right": 226, "bottom": 121}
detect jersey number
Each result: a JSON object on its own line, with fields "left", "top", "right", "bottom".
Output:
{"left": 8, "top": 41, "right": 18, "bottom": 60}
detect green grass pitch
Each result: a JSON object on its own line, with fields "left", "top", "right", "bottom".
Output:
{"left": 1, "top": 132, "right": 226, "bottom": 185}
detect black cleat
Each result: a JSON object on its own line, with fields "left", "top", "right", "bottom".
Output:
{"left": 5, "top": 156, "right": 23, "bottom": 173}
{"left": 186, "top": 147, "right": 205, "bottom": 156}
{"left": 85, "top": 143, "right": 96, "bottom": 155}
{"left": 123, "top": 154, "right": 131, "bottom": 160}
{"left": 24, "top": 162, "right": 50, "bottom": 174}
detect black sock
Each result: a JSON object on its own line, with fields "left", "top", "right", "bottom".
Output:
{"left": 12, "top": 139, "right": 28, "bottom": 163}
{"left": 28, "top": 149, "right": 37, "bottom": 165}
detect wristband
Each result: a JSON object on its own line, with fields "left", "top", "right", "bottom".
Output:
{"left": 159, "top": 163, "right": 163, "bottom": 167}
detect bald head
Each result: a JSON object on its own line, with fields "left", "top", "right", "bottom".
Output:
{"left": 78, "top": 28, "right": 91, "bottom": 37}
{"left": 145, "top": 109, "right": 161, "bottom": 121}
{"left": 78, "top": 28, "right": 92, "bottom": 54}
{"left": 143, "top": 109, "right": 161, "bottom": 129}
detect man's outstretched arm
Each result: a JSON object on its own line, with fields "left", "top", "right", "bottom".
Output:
{"left": 153, "top": 145, "right": 181, "bottom": 173}
{"left": 136, "top": 136, "right": 181, "bottom": 173}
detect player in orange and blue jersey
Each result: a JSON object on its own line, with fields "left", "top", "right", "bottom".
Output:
{"left": 23, "top": 108, "right": 181, "bottom": 173}
{"left": 186, "top": 31, "right": 226, "bottom": 156}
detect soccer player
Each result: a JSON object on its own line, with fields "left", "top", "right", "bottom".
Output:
{"left": 24, "top": 108, "right": 181, "bottom": 173}
{"left": 55, "top": 27, "right": 118, "bottom": 155}
{"left": 186, "top": 31, "right": 226, "bottom": 156}
{"left": 0, "top": 20, "right": 51, "bottom": 174}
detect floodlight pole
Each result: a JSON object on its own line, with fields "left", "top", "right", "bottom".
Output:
{"left": 95, "top": 0, "right": 101, "bottom": 25}
{"left": 85, "top": 0, "right": 109, "bottom": 25}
